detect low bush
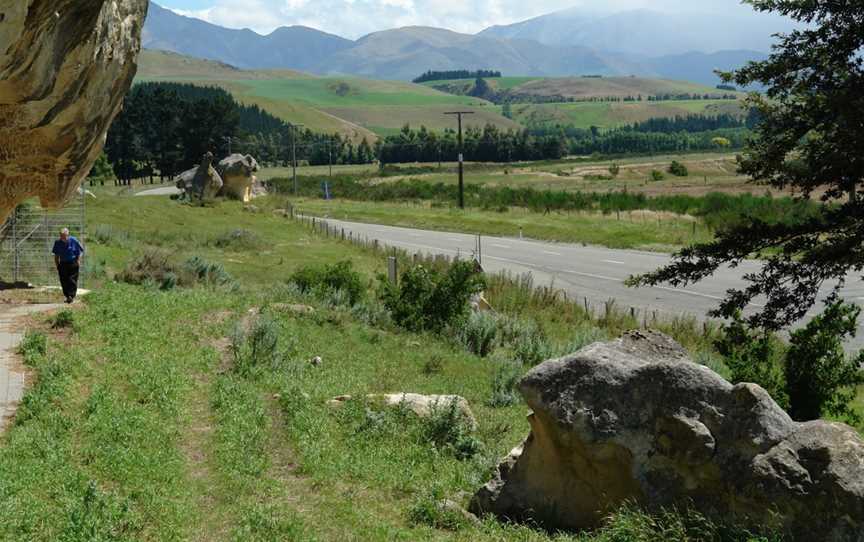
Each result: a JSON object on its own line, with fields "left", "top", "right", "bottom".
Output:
{"left": 456, "top": 311, "right": 498, "bottom": 357}
{"left": 51, "top": 309, "right": 76, "bottom": 330}
{"left": 668, "top": 160, "right": 689, "bottom": 177}
{"left": 230, "top": 316, "right": 284, "bottom": 377}
{"left": 18, "top": 330, "right": 47, "bottom": 360}
{"left": 118, "top": 249, "right": 177, "bottom": 290}
{"left": 650, "top": 169, "right": 666, "bottom": 181}
{"left": 408, "top": 489, "right": 472, "bottom": 531}
{"left": 213, "top": 228, "right": 263, "bottom": 250}
{"left": 183, "top": 256, "right": 236, "bottom": 288}
{"left": 379, "top": 261, "right": 485, "bottom": 333}
{"left": 488, "top": 359, "right": 523, "bottom": 407}
{"left": 419, "top": 399, "right": 483, "bottom": 460}
{"left": 289, "top": 260, "right": 366, "bottom": 306}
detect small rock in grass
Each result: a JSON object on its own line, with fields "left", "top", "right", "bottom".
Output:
{"left": 310, "top": 356, "right": 323, "bottom": 367}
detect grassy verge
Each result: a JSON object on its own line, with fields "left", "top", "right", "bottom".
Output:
{"left": 0, "top": 191, "right": 856, "bottom": 540}
{"left": 294, "top": 198, "right": 714, "bottom": 250}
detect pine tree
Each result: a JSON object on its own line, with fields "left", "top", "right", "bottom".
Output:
{"left": 629, "top": 0, "right": 864, "bottom": 330}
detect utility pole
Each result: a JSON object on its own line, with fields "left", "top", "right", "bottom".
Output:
{"left": 328, "top": 137, "right": 333, "bottom": 178}
{"left": 223, "top": 136, "right": 233, "bottom": 155}
{"left": 290, "top": 123, "right": 304, "bottom": 195}
{"left": 444, "top": 111, "right": 473, "bottom": 209}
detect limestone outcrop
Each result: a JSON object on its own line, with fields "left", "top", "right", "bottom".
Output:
{"left": 175, "top": 152, "right": 223, "bottom": 201}
{"left": 218, "top": 154, "right": 261, "bottom": 202}
{"left": 471, "top": 330, "right": 864, "bottom": 542}
{"left": 329, "top": 393, "right": 478, "bottom": 430}
{"left": 0, "top": 0, "right": 148, "bottom": 221}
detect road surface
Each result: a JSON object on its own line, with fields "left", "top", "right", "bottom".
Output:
{"left": 315, "top": 217, "right": 864, "bottom": 349}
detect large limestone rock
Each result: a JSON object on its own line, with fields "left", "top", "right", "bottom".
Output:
{"left": 0, "top": 0, "right": 148, "bottom": 221}
{"left": 218, "top": 154, "right": 261, "bottom": 202}
{"left": 175, "top": 152, "right": 223, "bottom": 201}
{"left": 471, "top": 330, "right": 864, "bottom": 541}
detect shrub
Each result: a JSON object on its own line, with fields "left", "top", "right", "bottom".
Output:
{"left": 51, "top": 309, "right": 76, "bottom": 330}
{"left": 213, "top": 228, "right": 262, "bottom": 250}
{"left": 289, "top": 260, "right": 366, "bottom": 306}
{"left": 183, "top": 256, "right": 235, "bottom": 287}
{"left": 784, "top": 301, "right": 864, "bottom": 424}
{"left": 668, "top": 160, "right": 689, "bottom": 177}
{"left": 18, "top": 330, "right": 47, "bottom": 360}
{"left": 91, "top": 224, "right": 130, "bottom": 245}
{"left": 456, "top": 311, "right": 498, "bottom": 357}
{"left": 230, "top": 316, "right": 282, "bottom": 377}
{"left": 715, "top": 314, "right": 788, "bottom": 409}
{"left": 609, "top": 163, "right": 621, "bottom": 177}
{"left": 488, "top": 359, "right": 523, "bottom": 407}
{"left": 379, "top": 261, "right": 485, "bottom": 333}
{"left": 650, "top": 169, "right": 666, "bottom": 181}
{"left": 408, "top": 489, "right": 471, "bottom": 531}
{"left": 118, "top": 249, "right": 177, "bottom": 290}
{"left": 420, "top": 399, "right": 482, "bottom": 460}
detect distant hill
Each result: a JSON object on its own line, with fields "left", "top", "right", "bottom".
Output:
{"left": 142, "top": 2, "right": 771, "bottom": 84}
{"left": 142, "top": 2, "right": 352, "bottom": 71}
{"left": 424, "top": 76, "right": 741, "bottom": 101}
{"left": 135, "top": 50, "right": 520, "bottom": 139}
{"left": 480, "top": 7, "right": 794, "bottom": 58}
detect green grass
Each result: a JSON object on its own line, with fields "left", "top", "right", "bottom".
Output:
{"left": 512, "top": 99, "right": 745, "bottom": 130}
{"left": 0, "top": 187, "right": 855, "bottom": 540}
{"left": 294, "top": 198, "right": 714, "bottom": 251}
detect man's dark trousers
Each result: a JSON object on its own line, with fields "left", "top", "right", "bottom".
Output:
{"left": 57, "top": 261, "right": 79, "bottom": 300}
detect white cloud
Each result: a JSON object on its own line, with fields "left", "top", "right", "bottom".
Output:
{"left": 164, "top": 0, "right": 764, "bottom": 38}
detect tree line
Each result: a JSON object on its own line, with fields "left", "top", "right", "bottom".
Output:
{"left": 105, "top": 82, "right": 375, "bottom": 183}
{"left": 377, "top": 124, "right": 567, "bottom": 164}
{"left": 412, "top": 70, "right": 502, "bottom": 83}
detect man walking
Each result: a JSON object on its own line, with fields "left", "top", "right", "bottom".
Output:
{"left": 52, "top": 228, "right": 84, "bottom": 304}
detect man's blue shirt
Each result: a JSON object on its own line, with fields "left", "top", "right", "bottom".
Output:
{"left": 52, "top": 237, "right": 84, "bottom": 263}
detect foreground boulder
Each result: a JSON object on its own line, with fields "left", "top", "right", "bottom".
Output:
{"left": 0, "top": 0, "right": 148, "bottom": 220}
{"left": 218, "top": 154, "right": 262, "bottom": 202}
{"left": 471, "top": 330, "right": 864, "bottom": 541}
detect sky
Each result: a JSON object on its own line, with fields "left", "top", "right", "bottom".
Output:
{"left": 160, "top": 0, "right": 766, "bottom": 38}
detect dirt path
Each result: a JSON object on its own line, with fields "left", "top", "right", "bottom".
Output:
{"left": 0, "top": 304, "right": 64, "bottom": 433}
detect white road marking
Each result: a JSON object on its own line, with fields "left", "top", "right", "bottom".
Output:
{"left": 491, "top": 243, "right": 511, "bottom": 249}
{"left": 602, "top": 260, "right": 627, "bottom": 265}
{"left": 543, "top": 250, "right": 562, "bottom": 256}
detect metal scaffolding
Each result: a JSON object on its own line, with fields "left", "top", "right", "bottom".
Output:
{"left": 0, "top": 194, "right": 86, "bottom": 287}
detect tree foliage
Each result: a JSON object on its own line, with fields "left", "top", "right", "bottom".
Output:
{"left": 629, "top": 0, "right": 864, "bottom": 331}
{"left": 785, "top": 301, "right": 864, "bottom": 424}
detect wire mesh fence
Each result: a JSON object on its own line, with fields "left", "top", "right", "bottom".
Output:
{"left": 0, "top": 194, "right": 86, "bottom": 287}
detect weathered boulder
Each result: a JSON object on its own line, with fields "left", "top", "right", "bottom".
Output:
{"left": 176, "top": 152, "right": 223, "bottom": 201}
{"left": 471, "top": 330, "right": 864, "bottom": 541}
{"left": 217, "top": 154, "right": 261, "bottom": 202}
{"left": 329, "top": 393, "right": 478, "bottom": 430}
{"left": 0, "top": 0, "right": 147, "bottom": 221}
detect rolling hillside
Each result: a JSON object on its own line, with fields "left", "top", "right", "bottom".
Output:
{"left": 136, "top": 50, "right": 519, "bottom": 139}
{"left": 423, "top": 76, "right": 741, "bottom": 100}
{"left": 511, "top": 100, "right": 746, "bottom": 130}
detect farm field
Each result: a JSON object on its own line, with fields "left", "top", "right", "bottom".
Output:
{"left": 136, "top": 50, "right": 516, "bottom": 139}
{"left": 510, "top": 99, "right": 745, "bottom": 129}
{"left": 263, "top": 153, "right": 771, "bottom": 198}
{"left": 137, "top": 50, "right": 747, "bottom": 140}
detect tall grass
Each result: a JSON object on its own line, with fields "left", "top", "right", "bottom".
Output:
{"left": 269, "top": 174, "right": 819, "bottom": 228}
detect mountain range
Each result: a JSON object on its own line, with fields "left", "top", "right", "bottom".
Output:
{"left": 143, "top": 1, "right": 781, "bottom": 84}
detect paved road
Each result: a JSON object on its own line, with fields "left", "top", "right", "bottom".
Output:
{"left": 0, "top": 304, "right": 64, "bottom": 433}
{"left": 315, "top": 217, "right": 864, "bottom": 349}
{"left": 136, "top": 186, "right": 181, "bottom": 197}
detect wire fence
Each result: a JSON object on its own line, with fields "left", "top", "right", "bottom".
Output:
{"left": 0, "top": 194, "right": 86, "bottom": 287}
